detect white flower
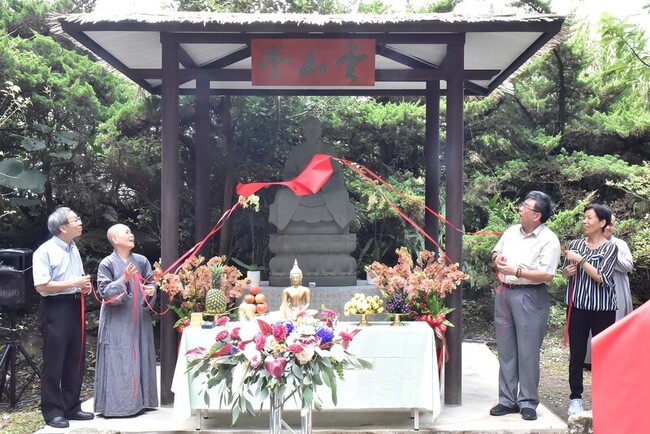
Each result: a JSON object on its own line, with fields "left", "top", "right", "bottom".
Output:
{"left": 243, "top": 343, "right": 262, "bottom": 368}
{"left": 295, "top": 344, "right": 315, "bottom": 364}
{"left": 238, "top": 322, "right": 259, "bottom": 341}
{"left": 295, "top": 323, "right": 316, "bottom": 336}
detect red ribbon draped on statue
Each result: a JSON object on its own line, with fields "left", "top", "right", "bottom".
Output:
{"left": 236, "top": 153, "right": 334, "bottom": 198}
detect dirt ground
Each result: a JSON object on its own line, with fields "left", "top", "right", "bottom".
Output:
{"left": 1, "top": 300, "right": 583, "bottom": 432}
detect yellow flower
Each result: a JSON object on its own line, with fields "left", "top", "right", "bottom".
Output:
{"left": 238, "top": 194, "right": 260, "bottom": 212}
{"left": 344, "top": 293, "right": 384, "bottom": 315}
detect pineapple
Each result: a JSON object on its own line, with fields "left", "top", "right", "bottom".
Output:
{"left": 205, "top": 287, "right": 227, "bottom": 315}
{"left": 205, "top": 265, "right": 227, "bottom": 315}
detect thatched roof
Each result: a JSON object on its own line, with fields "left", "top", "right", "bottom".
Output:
{"left": 50, "top": 12, "right": 566, "bottom": 96}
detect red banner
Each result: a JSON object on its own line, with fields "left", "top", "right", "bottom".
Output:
{"left": 251, "top": 39, "right": 375, "bottom": 86}
{"left": 592, "top": 301, "right": 650, "bottom": 434}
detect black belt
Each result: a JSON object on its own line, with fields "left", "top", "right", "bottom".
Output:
{"left": 53, "top": 292, "right": 82, "bottom": 299}
{"left": 503, "top": 283, "right": 547, "bottom": 290}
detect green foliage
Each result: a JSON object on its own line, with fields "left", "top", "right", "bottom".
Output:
{"left": 462, "top": 194, "right": 517, "bottom": 295}
{"left": 416, "top": 0, "right": 460, "bottom": 13}
{"left": 554, "top": 150, "right": 638, "bottom": 180}
{"left": 347, "top": 170, "right": 427, "bottom": 272}
{"left": 178, "top": 0, "right": 350, "bottom": 13}
{"left": 607, "top": 161, "right": 650, "bottom": 206}
{"left": 356, "top": 0, "right": 391, "bottom": 13}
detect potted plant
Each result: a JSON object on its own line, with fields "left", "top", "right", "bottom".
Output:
{"left": 231, "top": 257, "right": 268, "bottom": 286}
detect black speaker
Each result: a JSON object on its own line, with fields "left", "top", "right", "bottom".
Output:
{"left": 0, "top": 248, "right": 32, "bottom": 270}
{"left": 0, "top": 249, "right": 34, "bottom": 308}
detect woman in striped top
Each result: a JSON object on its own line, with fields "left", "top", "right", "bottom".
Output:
{"left": 562, "top": 203, "right": 618, "bottom": 416}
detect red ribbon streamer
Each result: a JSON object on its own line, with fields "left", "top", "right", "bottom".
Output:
{"left": 78, "top": 294, "right": 85, "bottom": 372}
{"left": 236, "top": 153, "right": 334, "bottom": 198}
{"left": 564, "top": 276, "right": 575, "bottom": 347}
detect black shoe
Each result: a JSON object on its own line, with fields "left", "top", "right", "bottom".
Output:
{"left": 65, "top": 410, "right": 95, "bottom": 421}
{"left": 521, "top": 407, "right": 537, "bottom": 420}
{"left": 490, "top": 403, "right": 520, "bottom": 416}
{"left": 46, "top": 416, "right": 69, "bottom": 428}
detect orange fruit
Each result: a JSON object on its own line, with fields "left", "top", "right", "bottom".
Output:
{"left": 254, "top": 293, "right": 266, "bottom": 304}
{"left": 244, "top": 294, "right": 255, "bottom": 304}
{"left": 249, "top": 285, "right": 260, "bottom": 296}
{"left": 255, "top": 303, "right": 268, "bottom": 314}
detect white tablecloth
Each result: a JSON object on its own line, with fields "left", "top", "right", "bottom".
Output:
{"left": 171, "top": 321, "right": 440, "bottom": 422}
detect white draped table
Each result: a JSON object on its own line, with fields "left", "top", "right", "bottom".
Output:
{"left": 171, "top": 321, "right": 440, "bottom": 429}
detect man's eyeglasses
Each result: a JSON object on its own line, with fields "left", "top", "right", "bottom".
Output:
{"left": 519, "top": 203, "right": 539, "bottom": 213}
{"left": 67, "top": 217, "right": 82, "bottom": 225}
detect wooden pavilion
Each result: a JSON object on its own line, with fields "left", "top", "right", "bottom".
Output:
{"left": 51, "top": 11, "right": 565, "bottom": 408}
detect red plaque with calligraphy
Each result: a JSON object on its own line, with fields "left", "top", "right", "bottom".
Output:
{"left": 251, "top": 39, "right": 376, "bottom": 86}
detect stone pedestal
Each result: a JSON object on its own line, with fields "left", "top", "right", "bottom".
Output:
{"left": 268, "top": 233, "right": 357, "bottom": 286}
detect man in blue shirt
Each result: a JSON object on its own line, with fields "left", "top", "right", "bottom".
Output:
{"left": 32, "top": 207, "right": 94, "bottom": 428}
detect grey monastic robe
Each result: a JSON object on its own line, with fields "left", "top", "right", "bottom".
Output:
{"left": 94, "top": 252, "right": 158, "bottom": 417}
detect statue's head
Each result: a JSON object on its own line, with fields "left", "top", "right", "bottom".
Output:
{"left": 289, "top": 259, "right": 303, "bottom": 285}
{"left": 302, "top": 116, "right": 322, "bottom": 143}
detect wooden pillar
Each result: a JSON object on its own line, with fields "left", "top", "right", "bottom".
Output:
{"left": 195, "top": 79, "right": 210, "bottom": 251}
{"left": 444, "top": 38, "right": 465, "bottom": 406}
{"left": 159, "top": 32, "right": 180, "bottom": 406}
{"left": 425, "top": 81, "right": 441, "bottom": 254}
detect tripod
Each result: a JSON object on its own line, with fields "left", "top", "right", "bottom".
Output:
{"left": 0, "top": 308, "right": 41, "bottom": 407}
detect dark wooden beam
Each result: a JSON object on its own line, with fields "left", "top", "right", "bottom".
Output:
{"left": 178, "top": 46, "right": 199, "bottom": 69}
{"left": 132, "top": 68, "right": 499, "bottom": 82}
{"left": 444, "top": 40, "right": 465, "bottom": 407}
{"left": 194, "top": 78, "right": 210, "bottom": 256}
{"left": 152, "top": 87, "right": 486, "bottom": 97}
{"left": 425, "top": 81, "right": 440, "bottom": 256}
{"left": 159, "top": 31, "right": 180, "bottom": 407}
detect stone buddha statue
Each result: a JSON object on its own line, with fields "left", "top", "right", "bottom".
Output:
{"left": 280, "top": 260, "right": 311, "bottom": 320}
{"left": 268, "top": 116, "right": 357, "bottom": 286}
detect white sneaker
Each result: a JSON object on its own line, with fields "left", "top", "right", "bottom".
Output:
{"left": 568, "top": 398, "right": 583, "bottom": 416}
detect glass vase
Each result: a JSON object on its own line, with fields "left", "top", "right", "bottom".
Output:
{"left": 301, "top": 405, "right": 312, "bottom": 434}
{"left": 269, "top": 391, "right": 283, "bottom": 434}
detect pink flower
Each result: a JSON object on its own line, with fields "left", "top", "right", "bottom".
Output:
{"left": 216, "top": 316, "right": 230, "bottom": 326}
{"left": 254, "top": 333, "right": 266, "bottom": 351}
{"left": 215, "top": 329, "right": 229, "bottom": 341}
{"left": 338, "top": 329, "right": 360, "bottom": 350}
{"left": 320, "top": 309, "right": 338, "bottom": 327}
{"left": 264, "top": 355, "right": 287, "bottom": 379}
{"left": 272, "top": 323, "right": 288, "bottom": 341}
{"left": 288, "top": 343, "right": 304, "bottom": 353}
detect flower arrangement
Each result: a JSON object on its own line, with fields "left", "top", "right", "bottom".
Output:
{"left": 185, "top": 309, "right": 371, "bottom": 422}
{"left": 343, "top": 293, "right": 384, "bottom": 316}
{"left": 153, "top": 255, "right": 249, "bottom": 328}
{"left": 365, "top": 247, "right": 468, "bottom": 337}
